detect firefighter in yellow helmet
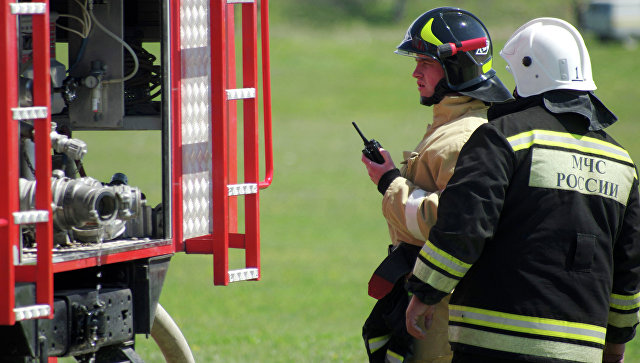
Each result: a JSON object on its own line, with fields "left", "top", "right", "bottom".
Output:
{"left": 360, "top": 7, "right": 511, "bottom": 363}
{"left": 405, "top": 18, "right": 640, "bottom": 363}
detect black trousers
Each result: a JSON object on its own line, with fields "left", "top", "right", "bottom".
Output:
{"left": 453, "top": 351, "right": 526, "bottom": 363}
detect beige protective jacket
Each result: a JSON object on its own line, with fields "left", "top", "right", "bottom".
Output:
{"left": 382, "top": 95, "right": 488, "bottom": 247}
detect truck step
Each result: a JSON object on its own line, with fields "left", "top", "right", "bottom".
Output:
{"left": 14, "top": 304, "right": 50, "bottom": 321}
{"left": 11, "top": 106, "right": 48, "bottom": 120}
{"left": 228, "top": 268, "right": 259, "bottom": 283}
{"left": 9, "top": 2, "right": 46, "bottom": 15}
{"left": 228, "top": 183, "right": 258, "bottom": 196}
{"left": 226, "top": 88, "right": 255, "bottom": 100}
{"left": 13, "top": 210, "right": 49, "bottom": 224}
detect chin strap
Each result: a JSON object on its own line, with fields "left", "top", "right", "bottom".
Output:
{"left": 420, "top": 79, "right": 451, "bottom": 106}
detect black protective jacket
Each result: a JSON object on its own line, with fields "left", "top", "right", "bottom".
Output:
{"left": 406, "top": 92, "right": 640, "bottom": 362}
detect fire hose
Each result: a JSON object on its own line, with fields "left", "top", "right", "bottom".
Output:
{"left": 151, "top": 303, "right": 195, "bottom": 363}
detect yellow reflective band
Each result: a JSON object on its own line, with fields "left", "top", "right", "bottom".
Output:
{"left": 413, "top": 257, "right": 459, "bottom": 293}
{"left": 449, "top": 325, "right": 603, "bottom": 362}
{"left": 449, "top": 305, "right": 606, "bottom": 345}
{"left": 610, "top": 291, "right": 640, "bottom": 310}
{"left": 420, "top": 241, "right": 471, "bottom": 278}
{"left": 421, "top": 18, "right": 443, "bottom": 46}
{"left": 367, "top": 334, "right": 390, "bottom": 353}
{"left": 482, "top": 59, "right": 492, "bottom": 74}
{"left": 507, "top": 130, "right": 635, "bottom": 167}
{"left": 608, "top": 310, "right": 640, "bottom": 328}
{"left": 386, "top": 350, "right": 404, "bottom": 363}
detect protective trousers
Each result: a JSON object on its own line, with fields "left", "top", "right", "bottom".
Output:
{"left": 363, "top": 244, "right": 453, "bottom": 362}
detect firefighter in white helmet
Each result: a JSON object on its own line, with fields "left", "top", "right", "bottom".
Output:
{"left": 404, "top": 17, "right": 640, "bottom": 363}
{"left": 360, "top": 7, "right": 512, "bottom": 363}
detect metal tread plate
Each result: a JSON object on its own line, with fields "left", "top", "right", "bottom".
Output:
{"left": 228, "top": 268, "right": 259, "bottom": 282}
{"left": 14, "top": 304, "right": 51, "bottom": 321}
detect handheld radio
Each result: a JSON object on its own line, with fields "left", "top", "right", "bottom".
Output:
{"left": 352, "top": 122, "right": 385, "bottom": 164}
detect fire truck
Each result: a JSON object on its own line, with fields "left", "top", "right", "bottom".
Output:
{"left": 0, "top": 0, "right": 274, "bottom": 361}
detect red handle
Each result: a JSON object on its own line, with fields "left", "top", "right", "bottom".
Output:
{"left": 438, "top": 37, "right": 487, "bottom": 58}
{"left": 457, "top": 37, "right": 488, "bottom": 53}
{"left": 259, "top": 0, "right": 273, "bottom": 189}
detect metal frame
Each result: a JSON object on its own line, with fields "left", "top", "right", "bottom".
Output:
{"left": 185, "top": 0, "right": 273, "bottom": 286}
{"left": 0, "top": 0, "right": 21, "bottom": 326}
{"left": 0, "top": 1, "right": 54, "bottom": 325}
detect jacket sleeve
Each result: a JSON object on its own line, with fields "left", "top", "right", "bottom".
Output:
{"left": 406, "top": 123, "right": 516, "bottom": 305}
{"left": 381, "top": 177, "right": 440, "bottom": 245}
{"left": 607, "top": 175, "right": 640, "bottom": 344}
{"left": 381, "top": 142, "right": 461, "bottom": 245}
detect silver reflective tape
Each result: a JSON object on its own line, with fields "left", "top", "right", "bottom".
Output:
{"left": 405, "top": 189, "right": 428, "bottom": 240}
{"left": 449, "top": 305, "right": 605, "bottom": 343}
{"left": 386, "top": 350, "right": 404, "bottom": 363}
{"left": 610, "top": 292, "right": 640, "bottom": 310}
{"left": 413, "top": 257, "right": 458, "bottom": 293}
{"left": 420, "top": 242, "right": 470, "bottom": 278}
{"left": 449, "top": 325, "right": 603, "bottom": 362}
{"left": 367, "top": 334, "right": 390, "bottom": 353}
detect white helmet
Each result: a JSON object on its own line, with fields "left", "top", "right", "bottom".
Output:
{"left": 500, "top": 18, "right": 596, "bottom": 97}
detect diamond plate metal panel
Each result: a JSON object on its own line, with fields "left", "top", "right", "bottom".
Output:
{"left": 181, "top": 0, "right": 212, "bottom": 239}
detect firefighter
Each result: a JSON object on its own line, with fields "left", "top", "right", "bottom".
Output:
{"left": 404, "top": 17, "right": 640, "bottom": 363}
{"left": 360, "top": 7, "right": 512, "bottom": 363}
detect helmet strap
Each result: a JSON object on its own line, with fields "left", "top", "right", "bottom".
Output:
{"left": 420, "top": 78, "right": 451, "bottom": 106}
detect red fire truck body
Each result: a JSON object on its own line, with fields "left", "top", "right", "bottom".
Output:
{"left": 0, "top": 0, "right": 273, "bottom": 361}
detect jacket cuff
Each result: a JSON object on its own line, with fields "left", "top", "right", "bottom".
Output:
{"left": 606, "top": 325, "right": 637, "bottom": 344}
{"left": 405, "top": 275, "right": 448, "bottom": 305}
{"left": 378, "top": 168, "right": 401, "bottom": 195}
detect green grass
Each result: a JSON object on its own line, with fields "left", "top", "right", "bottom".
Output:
{"left": 63, "top": 3, "right": 640, "bottom": 362}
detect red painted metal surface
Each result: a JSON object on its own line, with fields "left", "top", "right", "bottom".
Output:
{"left": 0, "top": 1, "right": 55, "bottom": 323}
{"left": 0, "top": 0, "right": 20, "bottom": 326}
{"left": 209, "top": 0, "right": 230, "bottom": 285}
{"left": 31, "top": 2, "right": 54, "bottom": 318}
{"left": 171, "top": 0, "right": 184, "bottom": 251}
{"left": 227, "top": 3, "right": 239, "bottom": 233}
{"left": 242, "top": 1, "right": 260, "bottom": 277}
{"left": 48, "top": 244, "right": 175, "bottom": 274}
{"left": 259, "top": 0, "right": 273, "bottom": 190}
{"left": 184, "top": 233, "right": 245, "bottom": 254}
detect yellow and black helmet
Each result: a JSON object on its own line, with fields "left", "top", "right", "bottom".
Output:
{"left": 396, "top": 7, "right": 512, "bottom": 103}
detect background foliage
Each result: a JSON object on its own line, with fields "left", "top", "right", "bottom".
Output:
{"left": 67, "top": 1, "right": 640, "bottom": 362}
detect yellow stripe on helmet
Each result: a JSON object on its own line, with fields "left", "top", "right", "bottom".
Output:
{"left": 421, "top": 18, "right": 443, "bottom": 46}
{"left": 482, "top": 59, "right": 492, "bottom": 74}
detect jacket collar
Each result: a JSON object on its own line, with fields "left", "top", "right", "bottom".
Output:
{"left": 488, "top": 91, "right": 617, "bottom": 131}
{"left": 432, "top": 95, "right": 487, "bottom": 128}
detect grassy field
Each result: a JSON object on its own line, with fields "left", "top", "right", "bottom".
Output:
{"left": 69, "top": 2, "right": 640, "bottom": 362}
